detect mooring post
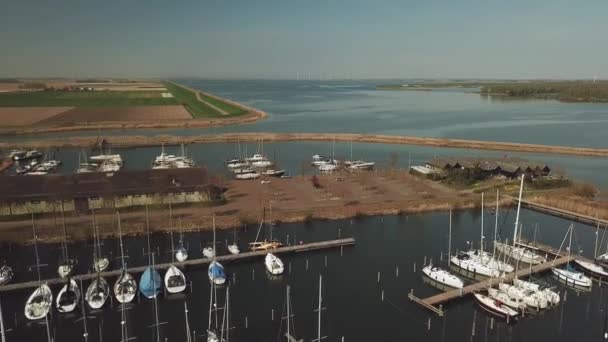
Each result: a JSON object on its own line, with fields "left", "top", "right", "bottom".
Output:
{"left": 413, "top": 262, "right": 417, "bottom": 273}
{"left": 427, "top": 317, "right": 431, "bottom": 331}
{"left": 381, "top": 289, "right": 384, "bottom": 302}
{"left": 324, "top": 255, "right": 328, "bottom": 268}
{"left": 377, "top": 271, "right": 381, "bottom": 283}
{"left": 245, "top": 316, "right": 248, "bottom": 328}
{"left": 396, "top": 266, "right": 399, "bottom": 278}
{"left": 423, "top": 256, "right": 427, "bottom": 266}
{"left": 306, "top": 259, "right": 309, "bottom": 271}
{"left": 252, "top": 268, "right": 255, "bottom": 281}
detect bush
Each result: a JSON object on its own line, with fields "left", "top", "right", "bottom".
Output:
{"left": 571, "top": 182, "right": 598, "bottom": 198}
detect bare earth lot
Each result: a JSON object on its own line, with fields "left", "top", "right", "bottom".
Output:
{"left": 36, "top": 105, "right": 192, "bottom": 124}
{"left": 0, "top": 107, "right": 74, "bottom": 126}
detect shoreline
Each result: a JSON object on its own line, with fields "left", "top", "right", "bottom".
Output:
{"left": 2, "top": 132, "right": 608, "bottom": 157}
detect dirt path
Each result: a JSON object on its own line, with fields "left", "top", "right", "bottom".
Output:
{"left": 195, "top": 91, "right": 228, "bottom": 115}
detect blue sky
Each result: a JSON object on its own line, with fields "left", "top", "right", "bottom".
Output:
{"left": 1, "top": 0, "right": 606, "bottom": 79}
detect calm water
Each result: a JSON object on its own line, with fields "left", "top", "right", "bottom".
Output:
{"left": 0, "top": 209, "right": 606, "bottom": 341}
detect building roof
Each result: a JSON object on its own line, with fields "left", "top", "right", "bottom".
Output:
{"left": 0, "top": 167, "right": 217, "bottom": 203}
{"left": 426, "top": 157, "right": 549, "bottom": 173}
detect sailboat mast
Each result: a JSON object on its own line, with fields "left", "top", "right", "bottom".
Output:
{"left": 480, "top": 192, "right": 484, "bottom": 252}
{"left": 595, "top": 217, "right": 600, "bottom": 259}
{"left": 184, "top": 302, "right": 192, "bottom": 342}
{"left": 117, "top": 212, "right": 126, "bottom": 271}
{"left": 317, "top": 275, "right": 322, "bottom": 342}
{"left": 145, "top": 205, "right": 152, "bottom": 265}
{"left": 513, "top": 175, "right": 525, "bottom": 244}
{"left": 61, "top": 202, "right": 69, "bottom": 264}
{"left": 448, "top": 209, "right": 452, "bottom": 260}
{"left": 80, "top": 279, "right": 89, "bottom": 342}
{"left": 225, "top": 286, "right": 230, "bottom": 342}
{"left": 169, "top": 204, "right": 175, "bottom": 263}
{"left": 212, "top": 214, "right": 216, "bottom": 257}
{"left": 0, "top": 298, "right": 6, "bottom": 342}
{"left": 287, "top": 285, "right": 291, "bottom": 340}
{"left": 31, "top": 214, "right": 41, "bottom": 282}
{"left": 493, "top": 189, "right": 499, "bottom": 257}
{"left": 152, "top": 253, "right": 160, "bottom": 342}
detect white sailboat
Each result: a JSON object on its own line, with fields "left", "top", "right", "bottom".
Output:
{"left": 114, "top": 212, "right": 137, "bottom": 304}
{"left": 207, "top": 282, "right": 223, "bottom": 342}
{"left": 551, "top": 224, "right": 592, "bottom": 289}
{"left": 265, "top": 253, "right": 285, "bottom": 275}
{"left": 494, "top": 176, "right": 547, "bottom": 265}
{"left": 58, "top": 206, "right": 73, "bottom": 278}
{"left": 498, "top": 283, "right": 548, "bottom": 310}
{"left": 486, "top": 287, "right": 526, "bottom": 312}
{"left": 208, "top": 215, "right": 227, "bottom": 285}
{"left": 574, "top": 220, "right": 608, "bottom": 279}
{"left": 56, "top": 278, "right": 81, "bottom": 313}
{"left": 25, "top": 217, "right": 53, "bottom": 321}
{"left": 227, "top": 226, "right": 240, "bottom": 255}
{"left": 423, "top": 209, "right": 464, "bottom": 289}
{"left": 474, "top": 292, "right": 519, "bottom": 322}
{"left": 513, "top": 278, "right": 560, "bottom": 305}
{"left": 86, "top": 276, "right": 109, "bottom": 310}
{"left": 176, "top": 217, "right": 189, "bottom": 262}
{"left": 165, "top": 265, "right": 187, "bottom": 293}
{"left": 92, "top": 210, "right": 109, "bottom": 272}
{"left": 282, "top": 285, "right": 302, "bottom": 342}
{"left": 0, "top": 265, "right": 12, "bottom": 286}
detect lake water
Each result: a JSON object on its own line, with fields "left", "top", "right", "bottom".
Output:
{"left": 1, "top": 208, "right": 606, "bottom": 342}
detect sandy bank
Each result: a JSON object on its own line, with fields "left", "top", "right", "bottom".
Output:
{"left": 3, "top": 132, "right": 608, "bottom": 158}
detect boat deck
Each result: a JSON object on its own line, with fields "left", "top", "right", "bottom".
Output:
{"left": 0, "top": 237, "right": 355, "bottom": 292}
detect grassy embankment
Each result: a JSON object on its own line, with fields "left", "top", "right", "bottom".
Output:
{"left": 0, "top": 90, "right": 178, "bottom": 106}
{"left": 163, "top": 82, "right": 247, "bottom": 118}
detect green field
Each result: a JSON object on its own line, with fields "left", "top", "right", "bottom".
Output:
{"left": 0, "top": 90, "right": 178, "bottom": 107}
{"left": 163, "top": 82, "right": 248, "bottom": 118}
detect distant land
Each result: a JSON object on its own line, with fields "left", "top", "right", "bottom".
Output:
{"left": 0, "top": 79, "right": 266, "bottom": 134}
{"left": 377, "top": 80, "right": 608, "bottom": 102}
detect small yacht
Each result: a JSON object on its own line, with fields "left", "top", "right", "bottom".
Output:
{"left": 76, "top": 162, "right": 99, "bottom": 173}
{"left": 227, "top": 243, "right": 240, "bottom": 255}
{"left": 450, "top": 251, "right": 501, "bottom": 278}
{"left": 265, "top": 253, "right": 284, "bottom": 275}
{"left": 165, "top": 265, "right": 187, "bottom": 293}
{"left": 56, "top": 278, "right": 81, "bottom": 313}
{"left": 346, "top": 160, "right": 375, "bottom": 170}
{"left": 25, "top": 284, "right": 53, "bottom": 320}
{"left": 58, "top": 263, "right": 73, "bottom": 279}
{"left": 487, "top": 288, "right": 526, "bottom": 312}
{"left": 139, "top": 266, "right": 162, "bottom": 299}
{"left": 14, "top": 150, "right": 42, "bottom": 161}
{"left": 0, "top": 264, "right": 13, "bottom": 285}
{"left": 235, "top": 170, "right": 260, "bottom": 180}
{"left": 574, "top": 259, "right": 608, "bottom": 279}
{"left": 422, "top": 264, "right": 464, "bottom": 289}
{"left": 245, "top": 153, "right": 265, "bottom": 162}
{"left": 114, "top": 272, "right": 137, "bottom": 304}
{"left": 552, "top": 265, "right": 593, "bottom": 288}
{"left": 474, "top": 293, "right": 519, "bottom": 322}
{"left": 176, "top": 246, "right": 189, "bottom": 262}
{"left": 208, "top": 261, "right": 226, "bottom": 285}
{"left": 318, "top": 160, "right": 339, "bottom": 172}
{"left": 86, "top": 277, "right": 109, "bottom": 310}
{"left": 498, "top": 283, "right": 548, "bottom": 310}
{"left": 262, "top": 169, "right": 286, "bottom": 177}
{"left": 203, "top": 246, "right": 215, "bottom": 258}
{"left": 513, "top": 278, "right": 560, "bottom": 305}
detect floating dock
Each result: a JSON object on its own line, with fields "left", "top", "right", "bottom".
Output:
{"left": 0, "top": 237, "right": 355, "bottom": 292}
{"left": 410, "top": 239, "right": 584, "bottom": 316}
{"left": 510, "top": 197, "right": 608, "bottom": 228}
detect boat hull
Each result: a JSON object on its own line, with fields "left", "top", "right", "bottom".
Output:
{"left": 25, "top": 284, "right": 53, "bottom": 320}
{"left": 86, "top": 277, "right": 109, "bottom": 310}
{"left": 165, "top": 265, "right": 187, "bottom": 293}
{"left": 56, "top": 279, "right": 81, "bottom": 313}
{"left": 114, "top": 272, "right": 137, "bottom": 304}
{"left": 139, "top": 267, "right": 162, "bottom": 299}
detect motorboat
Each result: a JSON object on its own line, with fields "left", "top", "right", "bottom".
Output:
{"left": 265, "top": 253, "right": 284, "bottom": 275}
{"left": 114, "top": 271, "right": 137, "bottom": 304}
{"left": 139, "top": 266, "right": 162, "bottom": 299}
{"left": 56, "top": 278, "right": 81, "bottom": 313}
{"left": 226, "top": 159, "right": 248, "bottom": 169}
{"left": 574, "top": 259, "right": 608, "bottom": 279}
{"left": 262, "top": 169, "right": 286, "bottom": 177}
{"left": 25, "top": 284, "right": 53, "bottom": 320}
{"left": 513, "top": 278, "right": 560, "bottom": 305}
{"left": 86, "top": 277, "right": 109, "bottom": 310}
{"left": 474, "top": 293, "right": 519, "bottom": 322}
{"left": 235, "top": 170, "right": 260, "bottom": 179}
{"left": 498, "top": 283, "right": 548, "bottom": 310}
{"left": 346, "top": 160, "right": 375, "bottom": 170}
{"left": 0, "top": 264, "right": 13, "bottom": 285}
{"left": 251, "top": 158, "right": 273, "bottom": 168}
{"left": 165, "top": 265, "right": 187, "bottom": 293}
{"left": 208, "top": 261, "right": 226, "bottom": 285}
{"left": 422, "top": 265, "right": 464, "bottom": 289}
{"left": 318, "top": 160, "right": 339, "bottom": 172}
{"left": 14, "top": 150, "right": 42, "bottom": 161}
{"left": 9, "top": 149, "right": 26, "bottom": 160}
{"left": 90, "top": 153, "right": 122, "bottom": 163}
{"left": 245, "top": 153, "right": 265, "bottom": 162}
{"left": 76, "top": 162, "right": 99, "bottom": 173}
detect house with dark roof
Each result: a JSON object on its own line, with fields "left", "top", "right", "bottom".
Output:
{"left": 0, "top": 168, "right": 224, "bottom": 216}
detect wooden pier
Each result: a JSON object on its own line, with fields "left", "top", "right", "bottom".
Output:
{"left": 510, "top": 197, "right": 608, "bottom": 228}
{"left": 0, "top": 237, "right": 355, "bottom": 292}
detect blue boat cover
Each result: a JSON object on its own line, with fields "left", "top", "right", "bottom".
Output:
{"left": 139, "top": 266, "right": 162, "bottom": 298}
{"left": 208, "top": 261, "right": 226, "bottom": 280}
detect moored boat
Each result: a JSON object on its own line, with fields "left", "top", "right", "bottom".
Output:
{"left": 574, "top": 259, "right": 608, "bottom": 279}
{"left": 265, "top": 253, "right": 284, "bottom": 275}
{"left": 165, "top": 265, "right": 187, "bottom": 293}
{"left": 139, "top": 266, "right": 162, "bottom": 299}
{"left": 114, "top": 271, "right": 137, "bottom": 304}
{"left": 86, "top": 277, "right": 109, "bottom": 310}
{"left": 0, "top": 264, "right": 13, "bottom": 285}
{"left": 474, "top": 293, "right": 519, "bottom": 322}
{"left": 25, "top": 284, "right": 53, "bottom": 320}
{"left": 422, "top": 265, "right": 464, "bottom": 289}
{"left": 56, "top": 278, "right": 81, "bottom": 313}
{"left": 208, "top": 261, "right": 226, "bottom": 285}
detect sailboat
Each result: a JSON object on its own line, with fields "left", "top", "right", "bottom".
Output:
{"left": 176, "top": 217, "right": 189, "bottom": 262}
{"left": 208, "top": 215, "right": 227, "bottom": 285}
{"left": 227, "top": 226, "right": 240, "bottom": 255}
{"left": 25, "top": 216, "right": 53, "bottom": 321}
{"left": 314, "top": 275, "right": 326, "bottom": 342}
{"left": 281, "top": 285, "right": 302, "bottom": 342}
{"left": 139, "top": 207, "right": 162, "bottom": 299}
{"left": 0, "top": 264, "right": 13, "bottom": 286}
{"left": 92, "top": 210, "right": 109, "bottom": 272}
{"left": 574, "top": 219, "right": 608, "bottom": 279}
{"left": 58, "top": 205, "right": 73, "bottom": 278}
{"left": 86, "top": 266, "right": 110, "bottom": 310}
{"left": 551, "top": 224, "right": 592, "bottom": 289}
{"left": 165, "top": 206, "right": 187, "bottom": 294}
{"left": 497, "top": 283, "right": 548, "bottom": 310}
{"left": 474, "top": 292, "right": 519, "bottom": 322}
{"left": 56, "top": 278, "right": 81, "bottom": 313}
{"left": 423, "top": 209, "right": 464, "bottom": 289}
{"left": 114, "top": 212, "right": 137, "bottom": 304}
{"left": 494, "top": 176, "right": 547, "bottom": 265}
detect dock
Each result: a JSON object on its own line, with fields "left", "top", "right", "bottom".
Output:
{"left": 511, "top": 197, "right": 608, "bottom": 228}
{"left": 0, "top": 237, "right": 355, "bottom": 292}
{"left": 409, "top": 239, "right": 583, "bottom": 316}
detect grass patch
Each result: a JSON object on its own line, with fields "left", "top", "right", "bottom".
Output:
{"left": 0, "top": 90, "right": 177, "bottom": 107}
{"left": 198, "top": 93, "right": 247, "bottom": 115}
